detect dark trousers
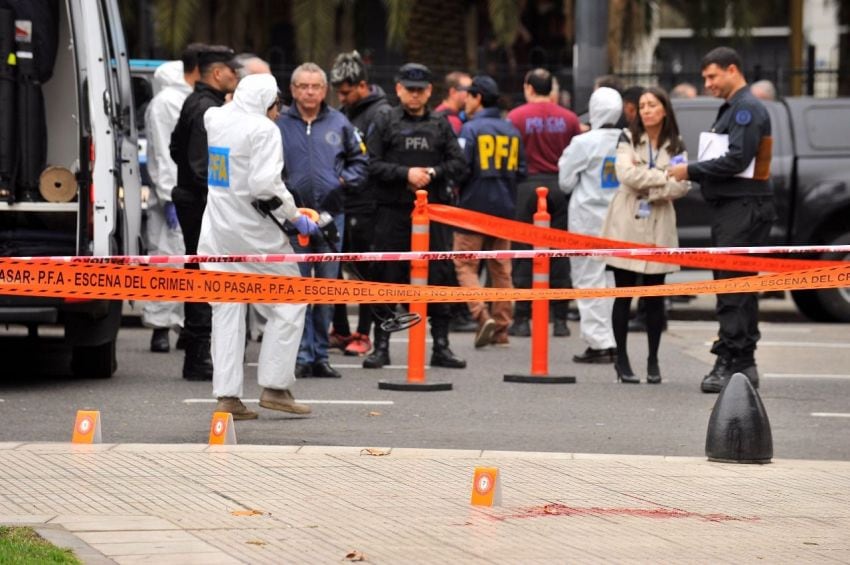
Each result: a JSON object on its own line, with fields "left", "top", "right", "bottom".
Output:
{"left": 513, "top": 175, "right": 571, "bottom": 320}
{"left": 371, "top": 205, "right": 451, "bottom": 335}
{"left": 709, "top": 196, "right": 776, "bottom": 367}
{"left": 172, "top": 187, "right": 211, "bottom": 342}
{"left": 333, "top": 212, "right": 374, "bottom": 336}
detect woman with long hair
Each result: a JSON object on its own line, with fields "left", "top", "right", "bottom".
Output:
{"left": 601, "top": 86, "right": 689, "bottom": 384}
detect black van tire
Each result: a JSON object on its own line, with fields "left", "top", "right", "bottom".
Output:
{"left": 71, "top": 340, "right": 117, "bottom": 379}
{"left": 791, "top": 289, "right": 833, "bottom": 322}
{"left": 812, "top": 233, "right": 850, "bottom": 323}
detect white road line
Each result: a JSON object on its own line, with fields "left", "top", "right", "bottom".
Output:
{"left": 183, "top": 399, "right": 394, "bottom": 405}
{"left": 765, "top": 373, "right": 850, "bottom": 380}
{"left": 811, "top": 413, "right": 850, "bottom": 418}
{"left": 704, "top": 341, "right": 850, "bottom": 349}
{"left": 246, "top": 362, "right": 416, "bottom": 370}
{"left": 670, "top": 323, "right": 810, "bottom": 333}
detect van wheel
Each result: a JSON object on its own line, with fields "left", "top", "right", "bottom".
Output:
{"left": 811, "top": 233, "right": 850, "bottom": 323}
{"left": 791, "top": 290, "right": 832, "bottom": 322}
{"left": 71, "top": 340, "right": 117, "bottom": 379}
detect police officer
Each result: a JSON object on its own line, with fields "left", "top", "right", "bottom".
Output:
{"left": 453, "top": 75, "right": 526, "bottom": 348}
{"left": 362, "top": 63, "right": 468, "bottom": 370}
{"left": 142, "top": 45, "right": 203, "bottom": 354}
{"left": 669, "top": 46, "right": 775, "bottom": 393}
{"left": 170, "top": 46, "right": 240, "bottom": 381}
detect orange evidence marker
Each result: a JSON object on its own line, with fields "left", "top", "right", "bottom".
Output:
{"left": 208, "top": 412, "right": 237, "bottom": 445}
{"left": 71, "top": 410, "right": 102, "bottom": 444}
{"left": 470, "top": 467, "right": 502, "bottom": 507}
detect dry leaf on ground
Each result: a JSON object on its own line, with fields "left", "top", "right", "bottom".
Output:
{"left": 360, "top": 448, "right": 390, "bottom": 456}
{"left": 344, "top": 549, "right": 366, "bottom": 561}
{"left": 246, "top": 539, "right": 267, "bottom": 546}
{"left": 231, "top": 509, "right": 264, "bottom": 517}
{"left": 368, "top": 411, "right": 382, "bottom": 417}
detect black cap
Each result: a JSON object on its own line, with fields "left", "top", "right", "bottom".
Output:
{"left": 396, "top": 63, "right": 432, "bottom": 88}
{"left": 461, "top": 75, "right": 499, "bottom": 99}
{"left": 197, "top": 46, "right": 241, "bottom": 72}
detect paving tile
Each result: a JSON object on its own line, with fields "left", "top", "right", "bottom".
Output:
{"left": 297, "top": 445, "right": 390, "bottom": 455}
{"left": 112, "top": 443, "right": 208, "bottom": 452}
{"left": 389, "top": 448, "right": 483, "bottom": 458}
{"left": 113, "top": 553, "right": 242, "bottom": 565}
{"left": 0, "top": 515, "right": 54, "bottom": 524}
{"left": 77, "top": 529, "right": 202, "bottom": 544}
{"left": 90, "top": 539, "right": 220, "bottom": 556}
{"left": 51, "top": 515, "right": 180, "bottom": 531}
{"left": 481, "top": 450, "right": 575, "bottom": 459}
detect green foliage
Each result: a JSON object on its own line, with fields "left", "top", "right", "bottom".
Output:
{"left": 666, "top": 0, "right": 760, "bottom": 38}
{"left": 0, "top": 526, "right": 81, "bottom": 564}
{"left": 384, "top": 0, "right": 414, "bottom": 51}
{"left": 154, "top": 0, "right": 201, "bottom": 57}
{"left": 293, "top": 0, "right": 340, "bottom": 65}
{"left": 487, "top": 0, "right": 520, "bottom": 48}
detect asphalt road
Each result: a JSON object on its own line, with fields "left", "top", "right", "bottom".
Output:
{"left": 1, "top": 294, "right": 848, "bottom": 460}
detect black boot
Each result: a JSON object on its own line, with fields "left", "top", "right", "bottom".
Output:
{"left": 431, "top": 335, "right": 466, "bottom": 369}
{"left": 363, "top": 328, "right": 390, "bottom": 369}
{"left": 150, "top": 328, "right": 170, "bottom": 353}
{"left": 183, "top": 339, "right": 213, "bottom": 380}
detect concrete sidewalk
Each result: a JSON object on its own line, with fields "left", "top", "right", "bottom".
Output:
{"left": 1, "top": 443, "right": 849, "bottom": 564}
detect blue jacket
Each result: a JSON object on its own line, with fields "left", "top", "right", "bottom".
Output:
{"left": 458, "top": 107, "right": 527, "bottom": 219}
{"left": 276, "top": 103, "right": 368, "bottom": 214}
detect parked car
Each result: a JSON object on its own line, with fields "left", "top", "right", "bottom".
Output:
{"left": 671, "top": 96, "right": 850, "bottom": 322}
{"left": 0, "top": 0, "right": 142, "bottom": 377}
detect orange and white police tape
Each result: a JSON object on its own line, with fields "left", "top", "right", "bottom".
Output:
{"left": 1, "top": 257, "right": 849, "bottom": 304}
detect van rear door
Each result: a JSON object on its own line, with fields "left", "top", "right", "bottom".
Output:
{"left": 101, "top": 0, "right": 141, "bottom": 256}
{"left": 74, "top": 0, "right": 116, "bottom": 255}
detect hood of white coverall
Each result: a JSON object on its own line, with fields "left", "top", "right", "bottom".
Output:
{"left": 198, "top": 70, "right": 299, "bottom": 269}
{"left": 232, "top": 73, "right": 279, "bottom": 116}
{"left": 152, "top": 60, "right": 185, "bottom": 92}
{"left": 588, "top": 87, "right": 623, "bottom": 130}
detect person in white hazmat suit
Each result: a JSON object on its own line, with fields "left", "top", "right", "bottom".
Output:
{"left": 558, "top": 87, "right": 622, "bottom": 364}
{"left": 142, "top": 59, "right": 194, "bottom": 353}
{"left": 199, "top": 73, "right": 319, "bottom": 420}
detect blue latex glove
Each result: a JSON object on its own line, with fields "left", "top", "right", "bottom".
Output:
{"left": 164, "top": 202, "right": 180, "bottom": 230}
{"left": 292, "top": 214, "right": 319, "bottom": 235}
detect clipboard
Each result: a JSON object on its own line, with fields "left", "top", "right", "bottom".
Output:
{"left": 698, "top": 132, "right": 755, "bottom": 179}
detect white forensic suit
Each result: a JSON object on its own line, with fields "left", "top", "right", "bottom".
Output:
{"left": 199, "top": 74, "right": 307, "bottom": 399}
{"left": 558, "top": 87, "right": 622, "bottom": 350}
{"left": 142, "top": 61, "right": 189, "bottom": 330}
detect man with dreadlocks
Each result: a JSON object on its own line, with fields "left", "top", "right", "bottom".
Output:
{"left": 327, "top": 51, "right": 393, "bottom": 357}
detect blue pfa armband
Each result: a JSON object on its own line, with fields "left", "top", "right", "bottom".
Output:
{"left": 735, "top": 109, "right": 752, "bottom": 126}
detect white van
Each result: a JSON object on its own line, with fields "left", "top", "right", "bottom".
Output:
{"left": 0, "top": 0, "right": 141, "bottom": 378}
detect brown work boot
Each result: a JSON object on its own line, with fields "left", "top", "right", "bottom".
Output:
{"left": 215, "top": 397, "right": 258, "bottom": 420}
{"left": 474, "top": 316, "right": 497, "bottom": 348}
{"left": 259, "top": 388, "right": 312, "bottom": 415}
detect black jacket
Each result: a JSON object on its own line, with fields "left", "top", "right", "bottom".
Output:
{"left": 341, "top": 85, "right": 392, "bottom": 214}
{"left": 687, "top": 86, "right": 772, "bottom": 200}
{"left": 169, "top": 81, "right": 228, "bottom": 200}
{"left": 367, "top": 106, "right": 468, "bottom": 208}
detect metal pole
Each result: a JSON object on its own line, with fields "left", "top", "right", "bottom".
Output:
{"left": 573, "top": 0, "right": 609, "bottom": 114}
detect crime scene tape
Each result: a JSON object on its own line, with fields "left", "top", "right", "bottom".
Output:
{"left": 15, "top": 244, "right": 850, "bottom": 268}
{"left": 427, "top": 204, "right": 844, "bottom": 273}
{"left": 1, "top": 258, "right": 849, "bottom": 304}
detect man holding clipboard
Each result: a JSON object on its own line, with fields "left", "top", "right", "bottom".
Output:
{"left": 669, "top": 46, "right": 775, "bottom": 394}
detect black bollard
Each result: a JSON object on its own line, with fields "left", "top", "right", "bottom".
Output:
{"left": 705, "top": 373, "right": 773, "bottom": 464}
